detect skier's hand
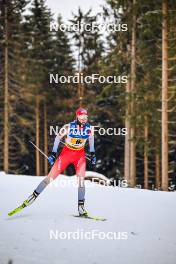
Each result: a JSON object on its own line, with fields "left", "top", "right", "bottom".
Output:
{"left": 90, "top": 152, "right": 96, "bottom": 166}
{"left": 48, "top": 152, "right": 56, "bottom": 166}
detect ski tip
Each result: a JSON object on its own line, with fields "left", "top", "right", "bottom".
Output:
{"left": 8, "top": 212, "right": 14, "bottom": 216}
{"left": 8, "top": 209, "right": 17, "bottom": 216}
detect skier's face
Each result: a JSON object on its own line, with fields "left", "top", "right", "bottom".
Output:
{"left": 78, "top": 114, "right": 88, "bottom": 124}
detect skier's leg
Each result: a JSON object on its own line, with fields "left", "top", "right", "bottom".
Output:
{"left": 26, "top": 149, "right": 70, "bottom": 205}
{"left": 74, "top": 156, "right": 87, "bottom": 215}
{"left": 26, "top": 176, "right": 51, "bottom": 205}
{"left": 34, "top": 176, "right": 51, "bottom": 195}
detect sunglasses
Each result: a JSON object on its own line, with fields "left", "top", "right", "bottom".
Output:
{"left": 78, "top": 114, "right": 88, "bottom": 120}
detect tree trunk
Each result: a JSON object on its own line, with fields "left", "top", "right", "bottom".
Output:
{"left": 130, "top": 0, "right": 136, "bottom": 187}
{"left": 161, "top": 0, "right": 168, "bottom": 191}
{"left": 4, "top": 5, "right": 9, "bottom": 173}
{"left": 78, "top": 72, "right": 83, "bottom": 106}
{"left": 77, "top": 48, "right": 83, "bottom": 106}
{"left": 36, "top": 96, "right": 40, "bottom": 176}
{"left": 124, "top": 79, "right": 131, "bottom": 185}
{"left": 155, "top": 151, "right": 160, "bottom": 189}
{"left": 144, "top": 116, "right": 148, "bottom": 189}
{"left": 44, "top": 100, "right": 48, "bottom": 175}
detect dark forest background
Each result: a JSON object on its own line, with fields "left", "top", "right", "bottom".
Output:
{"left": 0, "top": 0, "right": 176, "bottom": 191}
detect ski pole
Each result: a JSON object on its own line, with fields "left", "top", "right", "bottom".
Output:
{"left": 29, "top": 141, "right": 49, "bottom": 159}
{"left": 29, "top": 140, "right": 91, "bottom": 161}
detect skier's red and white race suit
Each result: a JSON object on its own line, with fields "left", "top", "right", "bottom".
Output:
{"left": 48, "top": 120, "right": 95, "bottom": 180}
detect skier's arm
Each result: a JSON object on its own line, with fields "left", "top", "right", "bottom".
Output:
{"left": 52, "top": 124, "right": 69, "bottom": 153}
{"left": 89, "top": 135, "right": 95, "bottom": 153}
{"left": 88, "top": 126, "right": 96, "bottom": 166}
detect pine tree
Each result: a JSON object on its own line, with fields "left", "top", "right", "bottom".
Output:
{"left": 70, "top": 8, "right": 103, "bottom": 106}
{"left": 23, "top": 0, "right": 55, "bottom": 175}
{"left": 47, "top": 14, "right": 75, "bottom": 176}
{"left": 0, "top": 0, "right": 31, "bottom": 174}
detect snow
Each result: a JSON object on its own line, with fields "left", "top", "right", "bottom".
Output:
{"left": 0, "top": 172, "right": 176, "bottom": 264}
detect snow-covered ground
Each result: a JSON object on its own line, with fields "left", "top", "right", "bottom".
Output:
{"left": 0, "top": 172, "right": 176, "bottom": 264}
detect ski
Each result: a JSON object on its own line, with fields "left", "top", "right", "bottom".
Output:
{"left": 8, "top": 200, "right": 28, "bottom": 216}
{"left": 73, "top": 214, "right": 106, "bottom": 221}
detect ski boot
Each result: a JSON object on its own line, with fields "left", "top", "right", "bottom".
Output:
{"left": 24, "top": 191, "right": 39, "bottom": 207}
{"left": 78, "top": 200, "right": 88, "bottom": 216}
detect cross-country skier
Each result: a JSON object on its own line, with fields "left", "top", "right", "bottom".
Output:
{"left": 25, "top": 107, "right": 96, "bottom": 216}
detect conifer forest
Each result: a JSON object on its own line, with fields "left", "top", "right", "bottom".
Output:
{"left": 0, "top": 0, "right": 176, "bottom": 191}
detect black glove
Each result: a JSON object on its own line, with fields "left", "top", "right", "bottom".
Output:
{"left": 90, "top": 152, "right": 96, "bottom": 166}
{"left": 48, "top": 152, "right": 56, "bottom": 166}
